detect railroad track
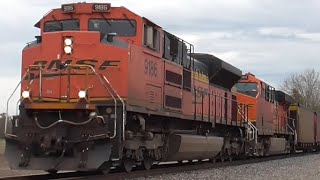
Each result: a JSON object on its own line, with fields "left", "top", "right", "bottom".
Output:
{"left": 1, "top": 151, "right": 317, "bottom": 180}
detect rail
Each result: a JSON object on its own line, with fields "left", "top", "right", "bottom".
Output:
{"left": 5, "top": 64, "right": 125, "bottom": 140}
{"left": 0, "top": 148, "right": 313, "bottom": 180}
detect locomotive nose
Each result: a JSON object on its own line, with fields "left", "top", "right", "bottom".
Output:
{"left": 39, "top": 31, "right": 101, "bottom": 59}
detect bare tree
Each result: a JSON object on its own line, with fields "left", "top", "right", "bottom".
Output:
{"left": 280, "top": 68, "right": 320, "bottom": 111}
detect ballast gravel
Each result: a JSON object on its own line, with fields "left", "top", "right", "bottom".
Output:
{"left": 135, "top": 154, "right": 320, "bottom": 180}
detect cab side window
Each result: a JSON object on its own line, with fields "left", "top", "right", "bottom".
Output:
{"left": 265, "top": 84, "right": 275, "bottom": 103}
{"left": 144, "top": 25, "right": 160, "bottom": 51}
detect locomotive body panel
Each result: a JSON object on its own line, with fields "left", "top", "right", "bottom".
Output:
{"left": 192, "top": 74, "right": 209, "bottom": 122}
{"left": 127, "top": 44, "right": 164, "bottom": 111}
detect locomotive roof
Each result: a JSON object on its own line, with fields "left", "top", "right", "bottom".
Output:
{"left": 192, "top": 53, "right": 242, "bottom": 77}
{"left": 192, "top": 53, "right": 242, "bottom": 90}
{"left": 275, "top": 90, "right": 297, "bottom": 104}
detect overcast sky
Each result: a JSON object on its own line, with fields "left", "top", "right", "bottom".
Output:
{"left": 1, "top": 0, "right": 320, "bottom": 114}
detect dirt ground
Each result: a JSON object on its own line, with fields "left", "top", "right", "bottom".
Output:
{"left": 0, "top": 139, "right": 44, "bottom": 178}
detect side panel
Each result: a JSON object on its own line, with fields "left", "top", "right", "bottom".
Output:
{"left": 208, "top": 85, "right": 237, "bottom": 125}
{"left": 181, "top": 69, "right": 193, "bottom": 118}
{"left": 182, "top": 89, "right": 193, "bottom": 118}
{"left": 210, "top": 87, "right": 222, "bottom": 124}
{"left": 314, "top": 113, "right": 317, "bottom": 143}
{"left": 145, "top": 84, "right": 162, "bottom": 111}
{"left": 226, "top": 91, "right": 232, "bottom": 124}
{"left": 193, "top": 77, "right": 209, "bottom": 122}
{"left": 127, "top": 45, "right": 163, "bottom": 110}
{"left": 274, "top": 103, "right": 288, "bottom": 134}
{"left": 317, "top": 112, "right": 320, "bottom": 142}
{"left": 256, "top": 97, "right": 274, "bottom": 135}
{"left": 297, "top": 107, "right": 314, "bottom": 143}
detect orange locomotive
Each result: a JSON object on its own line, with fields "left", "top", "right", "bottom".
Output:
{"left": 4, "top": 2, "right": 297, "bottom": 174}
{"left": 234, "top": 73, "right": 296, "bottom": 155}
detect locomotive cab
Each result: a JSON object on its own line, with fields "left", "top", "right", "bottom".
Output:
{"left": 233, "top": 73, "right": 276, "bottom": 135}
{"left": 22, "top": 2, "right": 139, "bottom": 103}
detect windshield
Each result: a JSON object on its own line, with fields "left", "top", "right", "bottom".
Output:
{"left": 235, "top": 83, "right": 258, "bottom": 97}
{"left": 88, "top": 19, "right": 136, "bottom": 36}
{"left": 44, "top": 19, "right": 80, "bottom": 32}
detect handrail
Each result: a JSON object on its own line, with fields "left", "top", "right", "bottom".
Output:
{"left": 64, "top": 64, "right": 124, "bottom": 140}
{"left": 5, "top": 64, "right": 125, "bottom": 140}
{"left": 100, "top": 75, "right": 126, "bottom": 141}
{"left": 5, "top": 69, "right": 31, "bottom": 137}
{"left": 287, "top": 123, "right": 297, "bottom": 145}
{"left": 237, "top": 104, "right": 257, "bottom": 146}
{"left": 67, "top": 64, "right": 117, "bottom": 139}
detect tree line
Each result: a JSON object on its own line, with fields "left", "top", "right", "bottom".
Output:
{"left": 280, "top": 68, "right": 320, "bottom": 112}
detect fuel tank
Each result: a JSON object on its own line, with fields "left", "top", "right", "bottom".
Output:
{"left": 165, "top": 134, "right": 223, "bottom": 161}
{"left": 269, "top": 137, "right": 287, "bottom": 155}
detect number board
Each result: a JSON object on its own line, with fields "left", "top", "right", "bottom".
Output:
{"left": 61, "top": 4, "right": 75, "bottom": 13}
{"left": 92, "top": 3, "right": 111, "bottom": 12}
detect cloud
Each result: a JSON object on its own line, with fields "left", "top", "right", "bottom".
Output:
{"left": 213, "top": 51, "right": 241, "bottom": 62}
{"left": 297, "top": 33, "right": 320, "bottom": 41}
{"left": 257, "top": 27, "right": 301, "bottom": 38}
{"left": 258, "top": 27, "right": 320, "bottom": 41}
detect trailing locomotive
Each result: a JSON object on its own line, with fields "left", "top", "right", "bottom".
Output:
{"left": 3, "top": 2, "right": 320, "bottom": 174}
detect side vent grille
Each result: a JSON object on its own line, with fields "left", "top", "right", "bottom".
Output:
{"left": 165, "top": 70, "right": 182, "bottom": 85}
{"left": 165, "top": 95, "right": 182, "bottom": 109}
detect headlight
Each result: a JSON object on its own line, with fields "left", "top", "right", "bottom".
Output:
{"left": 64, "top": 46, "right": 72, "bottom": 54}
{"left": 64, "top": 38, "right": 72, "bottom": 46}
{"left": 78, "top": 90, "right": 86, "bottom": 98}
{"left": 89, "top": 112, "right": 97, "bottom": 117}
{"left": 22, "top": 91, "right": 30, "bottom": 98}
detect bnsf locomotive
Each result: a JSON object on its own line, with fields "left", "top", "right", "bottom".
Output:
{"left": 4, "top": 2, "right": 320, "bottom": 174}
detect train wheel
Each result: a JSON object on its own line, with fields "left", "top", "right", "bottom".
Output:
{"left": 210, "top": 158, "right": 216, "bottom": 163}
{"left": 99, "top": 161, "right": 112, "bottom": 175}
{"left": 122, "top": 158, "right": 135, "bottom": 173}
{"left": 101, "top": 167, "right": 111, "bottom": 175}
{"left": 220, "top": 153, "right": 225, "bottom": 162}
{"left": 142, "top": 156, "right": 154, "bottom": 170}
